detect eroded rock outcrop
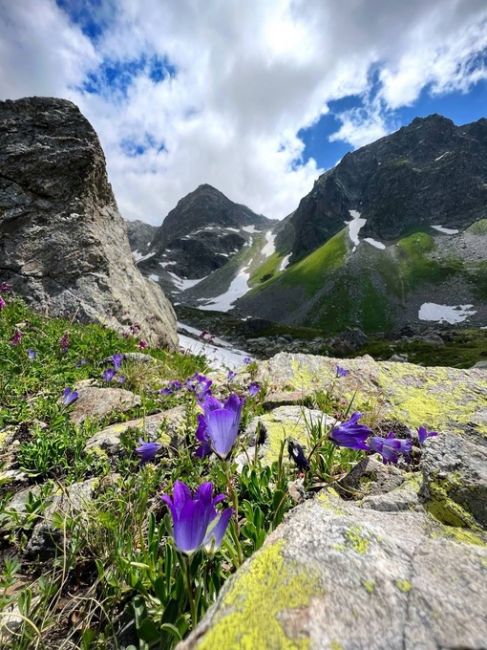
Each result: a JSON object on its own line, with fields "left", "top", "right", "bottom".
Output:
{"left": 0, "top": 97, "right": 177, "bottom": 347}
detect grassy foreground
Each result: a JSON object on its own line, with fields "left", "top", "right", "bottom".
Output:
{"left": 0, "top": 298, "right": 369, "bottom": 649}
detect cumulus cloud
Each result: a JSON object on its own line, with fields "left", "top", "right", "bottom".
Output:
{"left": 0, "top": 0, "right": 486, "bottom": 223}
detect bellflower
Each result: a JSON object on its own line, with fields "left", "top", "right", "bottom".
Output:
{"left": 102, "top": 367, "right": 117, "bottom": 382}
{"left": 27, "top": 348, "right": 37, "bottom": 361}
{"left": 227, "top": 370, "right": 236, "bottom": 382}
{"left": 288, "top": 440, "right": 310, "bottom": 471}
{"left": 159, "top": 380, "right": 183, "bottom": 395}
{"left": 161, "top": 480, "right": 232, "bottom": 554}
{"left": 62, "top": 387, "right": 79, "bottom": 406}
{"left": 0, "top": 296, "right": 6, "bottom": 310}
{"left": 243, "top": 356, "right": 252, "bottom": 365}
{"left": 368, "top": 432, "right": 412, "bottom": 464}
{"left": 329, "top": 412, "right": 372, "bottom": 451}
{"left": 10, "top": 329, "right": 23, "bottom": 346}
{"left": 417, "top": 426, "right": 438, "bottom": 445}
{"left": 336, "top": 365, "right": 349, "bottom": 378}
{"left": 112, "top": 353, "right": 124, "bottom": 370}
{"left": 248, "top": 382, "right": 261, "bottom": 397}
{"left": 186, "top": 373, "right": 213, "bottom": 401}
{"left": 135, "top": 439, "right": 161, "bottom": 463}
{"left": 196, "top": 394, "right": 243, "bottom": 459}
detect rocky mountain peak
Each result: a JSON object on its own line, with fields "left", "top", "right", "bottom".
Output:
{"left": 0, "top": 96, "right": 177, "bottom": 347}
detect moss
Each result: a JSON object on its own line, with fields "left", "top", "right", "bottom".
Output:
{"left": 362, "top": 579, "right": 376, "bottom": 594}
{"left": 424, "top": 475, "right": 480, "bottom": 530}
{"left": 344, "top": 526, "right": 370, "bottom": 555}
{"left": 395, "top": 579, "right": 412, "bottom": 593}
{"left": 197, "top": 540, "right": 321, "bottom": 650}
{"left": 436, "top": 526, "right": 487, "bottom": 547}
{"left": 466, "top": 218, "right": 487, "bottom": 235}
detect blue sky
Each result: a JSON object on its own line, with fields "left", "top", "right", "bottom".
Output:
{"left": 1, "top": 0, "right": 486, "bottom": 223}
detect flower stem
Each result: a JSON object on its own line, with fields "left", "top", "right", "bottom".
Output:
{"left": 182, "top": 554, "right": 197, "bottom": 629}
{"left": 223, "top": 460, "right": 244, "bottom": 567}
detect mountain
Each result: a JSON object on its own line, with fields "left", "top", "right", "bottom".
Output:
{"left": 233, "top": 114, "right": 487, "bottom": 333}
{"left": 126, "top": 219, "right": 157, "bottom": 260}
{"left": 136, "top": 184, "right": 277, "bottom": 299}
{"left": 0, "top": 97, "right": 177, "bottom": 347}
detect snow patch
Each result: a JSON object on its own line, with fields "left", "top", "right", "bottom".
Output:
{"left": 434, "top": 151, "right": 451, "bottom": 162}
{"left": 133, "top": 251, "right": 155, "bottom": 262}
{"left": 346, "top": 210, "right": 367, "bottom": 251}
{"left": 149, "top": 274, "right": 160, "bottom": 282}
{"left": 279, "top": 253, "right": 292, "bottom": 271}
{"left": 177, "top": 322, "right": 252, "bottom": 369}
{"left": 159, "top": 260, "right": 175, "bottom": 268}
{"left": 261, "top": 230, "right": 276, "bottom": 257}
{"left": 242, "top": 225, "right": 258, "bottom": 234}
{"left": 199, "top": 268, "right": 250, "bottom": 312}
{"left": 364, "top": 237, "right": 386, "bottom": 250}
{"left": 418, "top": 303, "right": 477, "bottom": 324}
{"left": 168, "top": 272, "right": 208, "bottom": 291}
{"left": 432, "top": 225, "right": 459, "bottom": 235}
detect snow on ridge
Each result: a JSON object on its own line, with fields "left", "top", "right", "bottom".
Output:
{"left": 434, "top": 151, "right": 451, "bottom": 162}
{"left": 418, "top": 302, "right": 476, "bottom": 324}
{"left": 364, "top": 237, "right": 386, "bottom": 250}
{"left": 346, "top": 210, "right": 367, "bottom": 251}
{"left": 432, "top": 225, "right": 459, "bottom": 235}
{"left": 261, "top": 230, "right": 277, "bottom": 257}
{"left": 149, "top": 274, "right": 160, "bottom": 282}
{"left": 133, "top": 251, "right": 155, "bottom": 262}
{"left": 242, "top": 225, "right": 258, "bottom": 234}
{"left": 279, "top": 253, "right": 292, "bottom": 271}
{"left": 199, "top": 267, "right": 251, "bottom": 312}
{"left": 168, "top": 272, "right": 208, "bottom": 291}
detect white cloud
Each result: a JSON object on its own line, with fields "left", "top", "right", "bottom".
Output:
{"left": 0, "top": 0, "right": 486, "bottom": 223}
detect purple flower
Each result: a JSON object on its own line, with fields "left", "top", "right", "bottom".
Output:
{"left": 0, "top": 296, "right": 6, "bottom": 311}
{"left": 161, "top": 480, "right": 232, "bottom": 554}
{"left": 196, "top": 394, "right": 243, "bottom": 459}
{"left": 248, "top": 382, "right": 261, "bottom": 397}
{"left": 135, "top": 439, "right": 161, "bottom": 463}
{"left": 27, "top": 348, "right": 37, "bottom": 361}
{"left": 10, "top": 329, "right": 23, "bottom": 346}
{"left": 336, "top": 365, "right": 349, "bottom": 378}
{"left": 329, "top": 412, "right": 372, "bottom": 451}
{"left": 243, "top": 356, "right": 252, "bottom": 365}
{"left": 186, "top": 373, "right": 213, "bottom": 401}
{"left": 227, "top": 370, "right": 236, "bottom": 382}
{"left": 112, "top": 353, "right": 124, "bottom": 370}
{"left": 116, "top": 374, "right": 126, "bottom": 384}
{"left": 368, "top": 432, "right": 412, "bottom": 465}
{"left": 417, "top": 426, "right": 438, "bottom": 445}
{"left": 288, "top": 440, "right": 310, "bottom": 471}
{"left": 62, "top": 387, "right": 79, "bottom": 406}
{"left": 59, "top": 332, "right": 70, "bottom": 353}
{"left": 0, "top": 282, "right": 12, "bottom": 293}
{"left": 138, "top": 339, "right": 149, "bottom": 349}
{"left": 159, "top": 379, "right": 183, "bottom": 395}
{"left": 102, "top": 367, "right": 117, "bottom": 382}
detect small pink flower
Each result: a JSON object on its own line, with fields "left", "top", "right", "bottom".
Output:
{"left": 138, "top": 339, "right": 149, "bottom": 349}
{"left": 0, "top": 296, "right": 6, "bottom": 311}
{"left": 10, "top": 329, "right": 23, "bottom": 346}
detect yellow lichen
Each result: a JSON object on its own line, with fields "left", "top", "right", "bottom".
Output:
{"left": 344, "top": 526, "right": 370, "bottom": 555}
{"left": 197, "top": 541, "right": 321, "bottom": 650}
{"left": 395, "top": 579, "right": 412, "bottom": 593}
{"left": 362, "top": 579, "right": 375, "bottom": 594}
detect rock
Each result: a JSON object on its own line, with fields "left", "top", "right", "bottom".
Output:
{"left": 239, "top": 406, "right": 336, "bottom": 466}
{"left": 68, "top": 387, "right": 141, "bottom": 425}
{"left": 178, "top": 491, "right": 487, "bottom": 650}
{"left": 361, "top": 480, "right": 421, "bottom": 512}
{"left": 420, "top": 432, "right": 487, "bottom": 529}
{"left": 0, "top": 97, "right": 177, "bottom": 347}
{"left": 126, "top": 219, "right": 157, "bottom": 256}
{"left": 257, "top": 353, "right": 487, "bottom": 435}
{"left": 262, "top": 390, "right": 310, "bottom": 410}
{"left": 85, "top": 406, "right": 186, "bottom": 455}
{"left": 24, "top": 478, "right": 98, "bottom": 558}
{"left": 338, "top": 456, "right": 405, "bottom": 498}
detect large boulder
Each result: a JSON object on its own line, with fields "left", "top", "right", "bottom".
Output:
{"left": 179, "top": 491, "right": 487, "bottom": 650}
{"left": 0, "top": 97, "right": 177, "bottom": 347}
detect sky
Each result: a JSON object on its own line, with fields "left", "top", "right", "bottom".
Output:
{"left": 0, "top": 0, "right": 486, "bottom": 225}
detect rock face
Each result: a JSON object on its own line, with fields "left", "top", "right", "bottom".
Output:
{"left": 179, "top": 491, "right": 487, "bottom": 650}
{"left": 0, "top": 97, "right": 177, "bottom": 347}
{"left": 280, "top": 114, "right": 487, "bottom": 262}
{"left": 126, "top": 219, "right": 157, "bottom": 259}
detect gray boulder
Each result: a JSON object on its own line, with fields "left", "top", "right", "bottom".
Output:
{"left": 0, "top": 97, "right": 177, "bottom": 347}
{"left": 179, "top": 491, "right": 487, "bottom": 650}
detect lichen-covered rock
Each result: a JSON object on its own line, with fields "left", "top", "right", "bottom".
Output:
{"left": 420, "top": 432, "right": 487, "bottom": 529}
{"left": 241, "top": 406, "right": 336, "bottom": 466}
{"left": 338, "top": 456, "right": 405, "bottom": 498}
{"left": 179, "top": 492, "right": 487, "bottom": 650}
{"left": 68, "top": 386, "right": 141, "bottom": 425}
{"left": 257, "top": 353, "right": 487, "bottom": 434}
{"left": 84, "top": 406, "right": 186, "bottom": 455}
{"left": 0, "top": 97, "right": 177, "bottom": 347}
